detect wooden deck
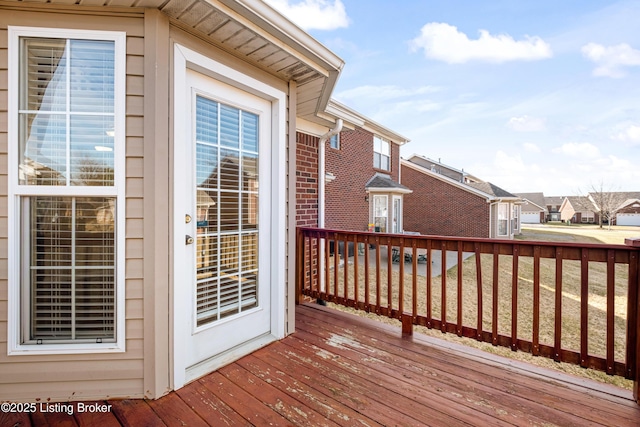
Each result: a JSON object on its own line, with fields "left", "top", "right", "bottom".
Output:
{"left": 4, "top": 303, "right": 639, "bottom": 426}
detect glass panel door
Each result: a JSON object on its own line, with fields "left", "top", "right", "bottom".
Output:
{"left": 194, "top": 95, "right": 259, "bottom": 328}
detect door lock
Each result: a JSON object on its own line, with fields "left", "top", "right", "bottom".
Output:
{"left": 185, "top": 235, "right": 194, "bottom": 245}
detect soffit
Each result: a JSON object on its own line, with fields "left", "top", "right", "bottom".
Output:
{"left": 4, "top": 0, "right": 344, "bottom": 119}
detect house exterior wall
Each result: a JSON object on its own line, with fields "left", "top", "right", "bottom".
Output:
{"left": 0, "top": 4, "right": 298, "bottom": 402}
{"left": 296, "top": 132, "right": 319, "bottom": 228}
{"left": 0, "top": 7, "right": 147, "bottom": 401}
{"left": 325, "top": 128, "right": 400, "bottom": 231}
{"left": 401, "top": 164, "right": 490, "bottom": 238}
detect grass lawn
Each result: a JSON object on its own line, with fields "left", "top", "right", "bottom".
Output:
{"left": 518, "top": 223, "right": 640, "bottom": 245}
{"left": 323, "top": 224, "right": 638, "bottom": 391}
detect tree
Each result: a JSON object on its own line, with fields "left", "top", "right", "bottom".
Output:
{"left": 581, "top": 182, "right": 628, "bottom": 230}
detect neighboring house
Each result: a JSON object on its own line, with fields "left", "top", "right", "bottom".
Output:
{"left": 560, "top": 196, "right": 600, "bottom": 224}
{"left": 615, "top": 198, "right": 640, "bottom": 226}
{"left": 545, "top": 196, "right": 564, "bottom": 222}
{"left": 402, "top": 157, "right": 522, "bottom": 239}
{"left": 0, "top": 0, "right": 347, "bottom": 402}
{"left": 516, "top": 192, "right": 548, "bottom": 224}
{"left": 323, "top": 101, "right": 411, "bottom": 234}
{"left": 406, "top": 154, "right": 482, "bottom": 184}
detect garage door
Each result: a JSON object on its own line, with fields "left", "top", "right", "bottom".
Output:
{"left": 521, "top": 212, "right": 541, "bottom": 224}
{"left": 617, "top": 213, "right": 640, "bottom": 226}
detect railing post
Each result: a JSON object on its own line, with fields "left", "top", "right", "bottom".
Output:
{"left": 295, "top": 227, "right": 303, "bottom": 305}
{"left": 402, "top": 312, "right": 413, "bottom": 337}
{"left": 626, "top": 238, "right": 640, "bottom": 404}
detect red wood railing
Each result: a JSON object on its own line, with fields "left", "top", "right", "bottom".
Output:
{"left": 296, "top": 227, "right": 640, "bottom": 403}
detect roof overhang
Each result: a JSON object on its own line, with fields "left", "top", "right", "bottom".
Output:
{"left": 2, "top": 0, "right": 345, "bottom": 122}
{"left": 365, "top": 187, "right": 413, "bottom": 194}
{"left": 319, "top": 99, "right": 411, "bottom": 144}
{"left": 401, "top": 159, "right": 495, "bottom": 200}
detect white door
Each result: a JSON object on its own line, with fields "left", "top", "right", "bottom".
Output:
{"left": 174, "top": 69, "right": 273, "bottom": 385}
{"left": 617, "top": 213, "right": 640, "bottom": 226}
{"left": 521, "top": 212, "right": 541, "bottom": 224}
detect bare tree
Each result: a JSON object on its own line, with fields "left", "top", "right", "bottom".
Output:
{"left": 579, "top": 181, "right": 628, "bottom": 230}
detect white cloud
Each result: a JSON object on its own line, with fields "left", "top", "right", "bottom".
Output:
{"left": 507, "top": 115, "right": 546, "bottom": 132}
{"left": 581, "top": 43, "right": 640, "bottom": 78}
{"left": 523, "top": 143, "right": 541, "bottom": 153}
{"left": 409, "top": 23, "right": 552, "bottom": 64}
{"left": 613, "top": 125, "right": 640, "bottom": 143}
{"left": 264, "top": 0, "right": 349, "bottom": 31}
{"left": 552, "top": 142, "right": 600, "bottom": 158}
{"left": 335, "top": 85, "right": 440, "bottom": 101}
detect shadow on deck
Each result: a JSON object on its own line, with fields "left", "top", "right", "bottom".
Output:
{"left": 5, "top": 303, "right": 640, "bottom": 426}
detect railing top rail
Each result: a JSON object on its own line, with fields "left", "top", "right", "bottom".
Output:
{"left": 298, "top": 227, "right": 640, "bottom": 252}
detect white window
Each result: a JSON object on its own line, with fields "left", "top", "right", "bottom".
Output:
{"left": 329, "top": 133, "right": 340, "bottom": 149}
{"left": 373, "top": 136, "right": 390, "bottom": 171}
{"left": 512, "top": 205, "right": 519, "bottom": 233}
{"left": 373, "top": 195, "right": 388, "bottom": 232}
{"left": 497, "top": 203, "right": 508, "bottom": 236}
{"left": 8, "top": 27, "right": 126, "bottom": 353}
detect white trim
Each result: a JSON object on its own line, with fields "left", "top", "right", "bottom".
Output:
{"left": 172, "top": 44, "right": 287, "bottom": 389}
{"left": 7, "top": 26, "right": 126, "bottom": 355}
{"left": 366, "top": 187, "right": 413, "bottom": 195}
{"left": 372, "top": 194, "right": 389, "bottom": 233}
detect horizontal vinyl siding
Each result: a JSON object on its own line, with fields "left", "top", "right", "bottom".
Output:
{"left": 0, "top": 8, "right": 146, "bottom": 402}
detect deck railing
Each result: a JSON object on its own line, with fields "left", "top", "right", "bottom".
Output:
{"left": 296, "top": 227, "right": 640, "bottom": 403}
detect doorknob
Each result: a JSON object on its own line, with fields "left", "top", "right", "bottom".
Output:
{"left": 185, "top": 235, "right": 194, "bottom": 245}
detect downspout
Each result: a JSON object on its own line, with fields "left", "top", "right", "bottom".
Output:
{"left": 318, "top": 119, "right": 343, "bottom": 228}
{"left": 318, "top": 119, "right": 342, "bottom": 296}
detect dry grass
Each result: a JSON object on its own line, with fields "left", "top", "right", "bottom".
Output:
{"left": 323, "top": 246, "right": 633, "bottom": 390}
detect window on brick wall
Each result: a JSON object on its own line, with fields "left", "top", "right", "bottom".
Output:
{"left": 329, "top": 134, "right": 339, "bottom": 149}
{"left": 373, "top": 136, "right": 390, "bottom": 171}
{"left": 373, "top": 195, "right": 388, "bottom": 232}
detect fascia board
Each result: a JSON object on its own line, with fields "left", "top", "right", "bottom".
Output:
{"left": 365, "top": 187, "right": 413, "bottom": 194}
{"left": 327, "top": 99, "right": 410, "bottom": 144}
{"left": 220, "top": 0, "right": 344, "bottom": 73}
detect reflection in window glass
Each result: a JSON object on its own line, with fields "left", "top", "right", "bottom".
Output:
{"left": 26, "top": 196, "right": 115, "bottom": 342}
{"left": 195, "top": 95, "right": 260, "bottom": 326}
{"left": 19, "top": 38, "right": 115, "bottom": 186}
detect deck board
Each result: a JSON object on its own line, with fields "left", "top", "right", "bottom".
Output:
{"left": 19, "top": 303, "right": 640, "bottom": 426}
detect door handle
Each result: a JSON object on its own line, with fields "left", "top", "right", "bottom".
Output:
{"left": 185, "top": 235, "right": 194, "bottom": 245}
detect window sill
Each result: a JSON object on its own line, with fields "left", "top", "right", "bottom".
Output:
{"left": 8, "top": 342, "right": 125, "bottom": 356}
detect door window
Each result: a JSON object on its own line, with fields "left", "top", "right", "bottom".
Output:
{"left": 194, "top": 95, "right": 259, "bottom": 327}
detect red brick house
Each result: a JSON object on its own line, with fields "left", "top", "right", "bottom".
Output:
{"left": 615, "top": 197, "right": 640, "bottom": 226}
{"left": 402, "top": 156, "right": 521, "bottom": 239}
{"left": 296, "top": 100, "right": 411, "bottom": 234}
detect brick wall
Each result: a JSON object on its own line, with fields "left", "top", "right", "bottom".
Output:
{"left": 296, "top": 132, "right": 319, "bottom": 228}
{"left": 325, "top": 128, "right": 401, "bottom": 231}
{"left": 402, "top": 164, "right": 490, "bottom": 238}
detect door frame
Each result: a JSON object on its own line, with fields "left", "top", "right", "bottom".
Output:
{"left": 172, "top": 44, "right": 287, "bottom": 389}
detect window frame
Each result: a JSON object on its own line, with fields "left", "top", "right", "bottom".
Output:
{"left": 373, "top": 136, "right": 390, "bottom": 171}
{"left": 372, "top": 194, "right": 388, "bottom": 233}
{"left": 329, "top": 133, "right": 340, "bottom": 150}
{"left": 497, "top": 203, "right": 509, "bottom": 237}
{"left": 7, "top": 26, "right": 126, "bottom": 355}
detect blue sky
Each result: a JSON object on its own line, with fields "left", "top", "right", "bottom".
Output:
{"left": 265, "top": 0, "right": 640, "bottom": 196}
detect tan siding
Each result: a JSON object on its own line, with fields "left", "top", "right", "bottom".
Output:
{"left": 6, "top": 379, "right": 144, "bottom": 402}
{"left": 0, "top": 6, "right": 147, "bottom": 402}
{"left": 125, "top": 136, "right": 144, "bottom": 157}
